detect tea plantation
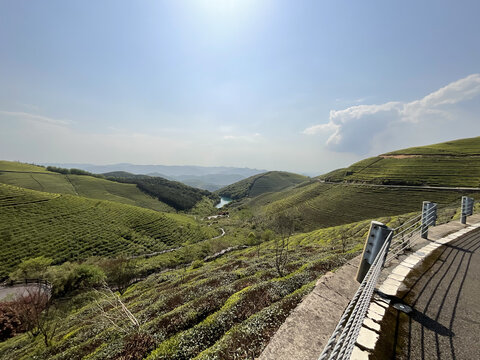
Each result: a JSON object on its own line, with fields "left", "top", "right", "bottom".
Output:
{"left": 0, "top": 214, "right": 412, "bottom": 360}
{"left": 216, "top": 171, "right": 308, "bottom": 200}
{"left": 0, "top": 161, "right": 174, "bottom": 212}
{"left": 319, "top": 136, "right": 480, "bottom": 187}
{"left": 0, "top": 184, "right": 217, "bottom": 279}
{"left": 243, "top": 181, "right": 474, "bottom": 232}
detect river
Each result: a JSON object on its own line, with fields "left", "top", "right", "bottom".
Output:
{"left": 215, "top": 197, "right": 232, "bottom": 209}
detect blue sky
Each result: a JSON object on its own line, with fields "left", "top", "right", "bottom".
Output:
{"left": 1, "top": 0, "right": 479, "bottom": 174}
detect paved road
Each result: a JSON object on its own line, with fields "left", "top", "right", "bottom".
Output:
{"left": 0, "top": 283, "right": 50, "bottom": 302}
{"left": 318, "top": 180, "right": 480, "bottom": 192}
{"left": 372, "top": 226, "right": 480, "bottom": 359}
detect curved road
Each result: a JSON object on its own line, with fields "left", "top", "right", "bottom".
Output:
{"left": 373, "top": 222, "right": 480, "bottom": 359}
{"left": 318, "top": 179, "right": 480, "bottom": 192}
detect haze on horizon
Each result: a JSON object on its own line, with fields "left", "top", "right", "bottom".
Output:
{"left": 1, "top": 0, "right": 480, "bottom": 175}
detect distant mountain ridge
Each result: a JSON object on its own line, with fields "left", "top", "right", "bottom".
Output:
{"left": 44, "top": 163, "right": 266, "bottom": 191}
{"left": 44, "top": 163, "right": 265, "bottom": 177}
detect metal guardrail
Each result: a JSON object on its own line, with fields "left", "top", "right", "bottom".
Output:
{"left": 319, "top": 232, "right": 392, "bottom": 359}
{"left": 1, "top": 278, "right": 51, "bottom": 287}
{"left": 319, "top": 197, "right": 475, "bottom": 359}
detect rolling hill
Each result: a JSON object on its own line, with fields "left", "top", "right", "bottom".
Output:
{"left": 0, "top": 183, "right": 217, "bottom": 279}
{"left": 242, "top": 137, "right": 480, "bottom": 232}
{"left": 103, "top": 172, "right": 218, "bottom": 211}
{"left": 216, "top": 171, "right": 309, "bottom": 200}
{"left": 1, "top": 137, "right": 479, "bottom": 359}
{"left": 246, "top": 181, "right": 474, "bottom": 232}
{"left": 0, "top": 161, "right": 217, "bottom": 212}
{"left": 45, "top": 163, "right": 266, "bottom": 190}
{"left": 0, "top": 210, "right": 413, "bottom": 360}
{"left": 318, "top": 136, "right": 480, "bottom": 187}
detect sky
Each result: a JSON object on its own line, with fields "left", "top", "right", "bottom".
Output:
{"left": 1, "top": 0, "right": 479, "bottom": 175}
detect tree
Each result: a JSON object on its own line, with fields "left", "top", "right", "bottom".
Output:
{"left": 0, "top": 302, "right": 23, "bottom": 340}
{"left": 14, "top": 284, "right": 59, "bottom": 347}
{"left": 47, "top": 262, "right": 105, "bottom": 297}
{"left": 271, "top": 213, "right": 296, "bottom": 277}
{"left": 92, "top": 286, "right": 140, "bottom": 334}
{"left": 339, "top": 231, "right": 349, "bottom": 253}
{"left": 9, "top": 256, "right": 52, "bottom": 282}
{"left": 246, "top": 232, "right": 258, "bottom": 246}
{"left": 100, "top": 257, "right": 137, "bottom": 294}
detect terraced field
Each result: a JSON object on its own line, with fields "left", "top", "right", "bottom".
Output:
{"left": 335, "top": 156, "right": 480, "bottom": 187}
{"left": 319, "top": 136, "right": 480, "bottom": 187}
{"left": 216, "top": 171, "right": 308, "bottom": 200}
{"left": 246, "top": 182, "right": 474, "bottom": 232}
{"left": 0, "top": 162, "right": 174, "bottom": 212}
{"left": 0, "top": 214, "right": 411, "bottom": 360}
{"left": 0, "top": 161, "right": 49, "bottom": 172}
{"left": 0, "top": 184, "right": 217, "bottom": 279}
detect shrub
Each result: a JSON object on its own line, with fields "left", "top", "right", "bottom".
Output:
{"left": 190, "top": 260, "right": 204, "bottom": 269}
{"left": 100, "top": 257, "right": 137, "bottom": 294}
{"left": 48, "top": 263, "right": 105, "bottom": 296}
{"left": 0, "top": 302, "right": 23, "bottom": 340}
{"left": 117, "top": 332, "right": 156, "bottom": 360}
{"left": 9, "top": 256, "right": 53, "bottom": 281}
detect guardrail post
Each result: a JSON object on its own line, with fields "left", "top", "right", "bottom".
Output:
{"left": 461, "top": 196, "right": 474, "bottom": 224}
{"left": 356, "top": 221, "right": 392, "bottom": 283}
{"left": 421, "top": 201, "right": 437, "bottom": 239}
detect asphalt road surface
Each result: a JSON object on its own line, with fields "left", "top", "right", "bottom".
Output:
{"left": 372, "top": 227, "right": 480, "bottom": 359}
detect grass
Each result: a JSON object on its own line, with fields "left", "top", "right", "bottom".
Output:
{"left": 216, "top": 171, "right": 308, "bottom": 200}
{"left": 384, "top": 136, "right": 480, "bottom": 156}
{"left": 0, "top": 213, "right": 413, "bottom": 360}
{"left": 0, "top": 183, "right": 217, "bottom": 279}
{"left": 245, "top": 182, "right": 475, "bottom": 232}
{"left": 0, "top": 161, "right": 48, "bottom": 172}
{"left": 0, "top": 161, "right": 174, "bottom": 212}
{"left": 318, "top": 136, "right": 480, "bottom": 187}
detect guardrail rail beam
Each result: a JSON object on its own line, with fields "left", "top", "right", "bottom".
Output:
{"left": 356, "top": 221, "right": 392, "bottom": 283}
{"left": 461, "top": 196, "right": 474, "bottom": 224}
{"left": 421, "top": 201, "right": 437, "bottom": 239}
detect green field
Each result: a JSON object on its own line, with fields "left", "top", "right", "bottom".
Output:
{"left": 0, "top": 161, "right": 49, "bottom": 172}
{"left": 245, "top": 181, "right": 474, "bottom": 232}
{"left": 0, "top": 213, "right": 412, "bottom": 360}
{"left": 0, "top": 161, "right": 175, "bottom": 212}
{"left": 319, "top": 136, "right": 480, "bottom": 187}
{"left": 216, "top": 171, "right": 308, "bottom": 200}
{"left": 0, "top": 184, "right": 217, "bottom": 279}
{"left": 385, "top": 136, "right": 480, "bottom": 156}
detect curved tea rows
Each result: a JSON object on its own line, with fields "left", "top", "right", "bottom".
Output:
{"left": 0, "top": 184, "right": 217, "bottom": 279}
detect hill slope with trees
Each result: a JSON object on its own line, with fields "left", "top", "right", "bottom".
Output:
{"left": 216, "top": 171, "right": 309, "bottom": 200}
{"left": 104, "top": 172, "right": 219, "bottom": 211}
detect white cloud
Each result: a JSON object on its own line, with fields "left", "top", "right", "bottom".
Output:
{"left": 222, "top": 133, "right": 261, "bottom": 142}
{"left": 304, "top": 74, "right": 480, "bottom": 154}
{"left": 0, "top": 110, "right": 71, "bottom": 126}
{"left": 302, "top": 121, "right": 339, "bottom": 135}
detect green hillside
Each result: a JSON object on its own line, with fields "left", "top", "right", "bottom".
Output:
{"left": 0, "top": 161, "right": 48, "bottom": 172}
{"left": 105, "top": 173, "right": 218, "bottom": 211}
{"left": 385, "top": 136, "right": 480, "bottom": 156}
{"left": 0, "top": 183, "right": 217, "bottom": 279}
{"left": 0, "top": 213, "right": 411, "bottom": 360}
{"left": 319, "top": 136, "right": 480, "bottom": 187}
{"left": 0, "top": 161, "right": 174, "bottom": 212}
{"left": 246, "top": 181, "right": 475, "bottom": 232}
{"left": 216, "top": 171, "right": 309, "bottom": 200}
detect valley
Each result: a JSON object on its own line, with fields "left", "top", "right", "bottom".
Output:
{"left": 0, "top": 137, "right": 479, "bottom": 359}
